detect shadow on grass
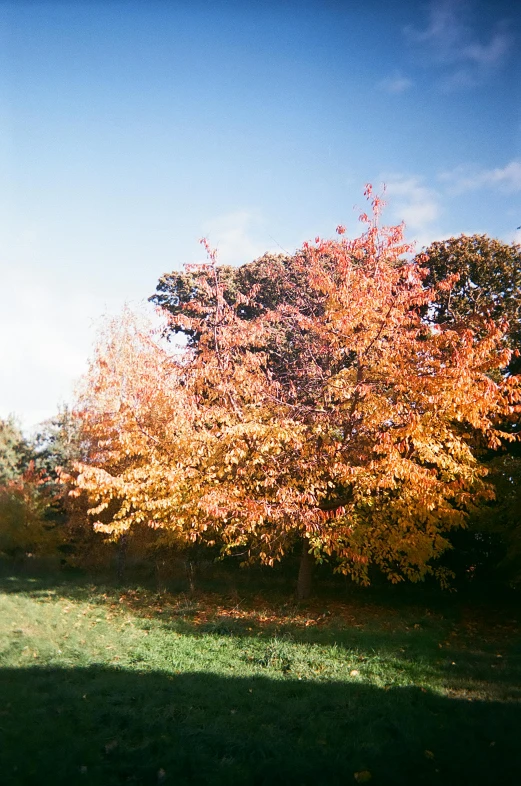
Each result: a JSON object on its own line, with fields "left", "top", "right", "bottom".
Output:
{"left": 2, "top": 563, "right": 518, "bottom": 613}
{"left": 1, "top": 666, "right": 520, "bottom": 785}
{"left": 2, "top": 572, "right": 521, "bottom": 697}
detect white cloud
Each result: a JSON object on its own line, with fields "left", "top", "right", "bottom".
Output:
{"left": 439, "top": 160, "right": 521, "bottom": 194}
{"left": 378, "top": 72, "right": 414, "bottom": 94}
{"left": 201, "top": 210, "right": 270, "bottom": 267}
{"left": 382, "top": 175, "right": 443, "bottom": 247}
{"left": 0, "top": 205, "right": 283, "bottom": 432}
{"left": 0, "top": 263, "right": 141, "bottom": 433}
{"left": 404, "top": 0, "right": 513, "bottom": 89}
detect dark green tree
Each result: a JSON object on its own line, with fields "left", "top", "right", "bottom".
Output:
{"left": 150, "top": 250, "right": 332, "bottom": 409}
{"left": 419, "top": 235, "right": 521, "bottom": 584}
{"left": 0, "top": 417, "right": 32, "bottom": 484}
{"left": 419, "top": 234, "right": 521, "bottom": 373}
{"left": 32, "top": 407, "right": 83, "bottom": 482}
{"left": 151, "top": 252, "right": 297, "bottom": 340}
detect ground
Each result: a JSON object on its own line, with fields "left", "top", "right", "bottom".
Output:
{"left": 0, "top": 570, "right": 520, "bottom": 785}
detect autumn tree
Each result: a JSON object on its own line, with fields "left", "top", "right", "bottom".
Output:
{"left": 0, "top": 465, "right": 67, "bottom": 560}
{"left": 70, "top": 307, "right": 216, "bottom": 581}
{"left": 150, "top": 250, "right": 329, "bottom": 399}
{"left": 75, "top": 191, "right": 521, "bottom": 598}
{"left": 0, "top": 417, "right": 69, "bottom": 561}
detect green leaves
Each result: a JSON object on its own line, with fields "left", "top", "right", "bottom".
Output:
{"left": 419, "top": 234, "right": 521, "bottom": 373}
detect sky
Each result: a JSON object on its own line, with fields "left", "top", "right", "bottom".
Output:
{"left": 0, "top": 0, "right": 519, "bottom": 431}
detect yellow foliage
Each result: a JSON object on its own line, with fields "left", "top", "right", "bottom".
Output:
{"left": 73, "top": 191, "right": 521, "bottom": 584}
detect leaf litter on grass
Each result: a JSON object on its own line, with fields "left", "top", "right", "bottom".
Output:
{"left": 0, "top": 577, "right": 520, "bottom": 784}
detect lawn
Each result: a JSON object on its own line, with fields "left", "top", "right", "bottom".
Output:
{"left": 0, "top": 572, "right": 520, "bottom": 785}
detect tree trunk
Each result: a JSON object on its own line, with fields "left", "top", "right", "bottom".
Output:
{"left": 116, "top": 534, "right": 128, "bottom": 582}
{"left": 155, "top": 556, "right": 166, "bottom": 593}
{"left": 186, "top": 560, "right": 196, "bottom": 594}
{"left": 297, "top": 537, "right": 314, "bottom": 601}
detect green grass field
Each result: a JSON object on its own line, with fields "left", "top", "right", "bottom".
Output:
{"left": 0, "top": 572, "right": 520, "bottom": 785}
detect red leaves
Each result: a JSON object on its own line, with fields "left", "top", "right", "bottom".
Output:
{"left": 73, "top": 187, "right": 521, "bottom": 586}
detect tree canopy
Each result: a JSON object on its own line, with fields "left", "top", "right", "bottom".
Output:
{"left": 417, "top": 235, "right": 521, "bottom": 584}
{"left": 0, "top": 417, "right": 32, "bottom": 485}
{"left": 0, "top": 415, "right": 72, "bottom": 559}
{"left": 74, "top": 190, "right": 521, "bottom": 594}
{"left": 418, "top": 234, "right": 521, "bottom": 373}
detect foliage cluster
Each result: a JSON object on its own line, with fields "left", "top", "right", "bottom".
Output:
{"left": 0, "top": 411, "right": 81, "bottom": 561}
{"left": 71, "top": 190, "right": 521, "bottom": 594}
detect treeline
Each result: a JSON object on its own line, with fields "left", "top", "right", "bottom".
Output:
{"left": 1, "top": 193, "right": 520, "bottom": 595}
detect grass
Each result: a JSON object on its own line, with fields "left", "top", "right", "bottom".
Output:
{"left": 0, "top": 571, "right": 520, "bottom": 785}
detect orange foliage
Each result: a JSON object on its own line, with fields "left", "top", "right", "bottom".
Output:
{"left": 74, "top": 190, "right": 521, "bottom": 584}
{"left": 0, "top": 462, "right": 64, "bottom": 557}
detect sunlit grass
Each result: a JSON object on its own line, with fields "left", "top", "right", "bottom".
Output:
{"left": 0, "top": 575, "right": 520, "bottom": 784}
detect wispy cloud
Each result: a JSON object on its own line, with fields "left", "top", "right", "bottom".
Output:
{"left": 439, "top": 160, "right": 521, "bottom": 194}
{"left": 378, "top": 72, "right": 414, "bottom": 94}
{"left": 382, "top": 175, "right": 443, "bottom": 247}
{"left": 202, "top": 210, "right": 277, "bottom": 266}
{"left": 404, "top": 0, "right": 514, "bottom": 89}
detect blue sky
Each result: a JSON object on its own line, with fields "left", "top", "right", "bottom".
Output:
{"left": 0, "top": 0, "right": 519, "bottom": 430}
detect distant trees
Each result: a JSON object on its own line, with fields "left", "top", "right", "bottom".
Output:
{"left": 419, "top": 234, "right": 521, "bottom": 373}
{"left": 0, "top": 414, "right": 73, "bottom": 561}
{"left": 418, "top": 234, "right": 521, "bottom": 584}
{"left": 0, "top": 417, "right": 32, "bottom": 484}
{"left": 73, "top": 190, "right": 521, "bottom": 596}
